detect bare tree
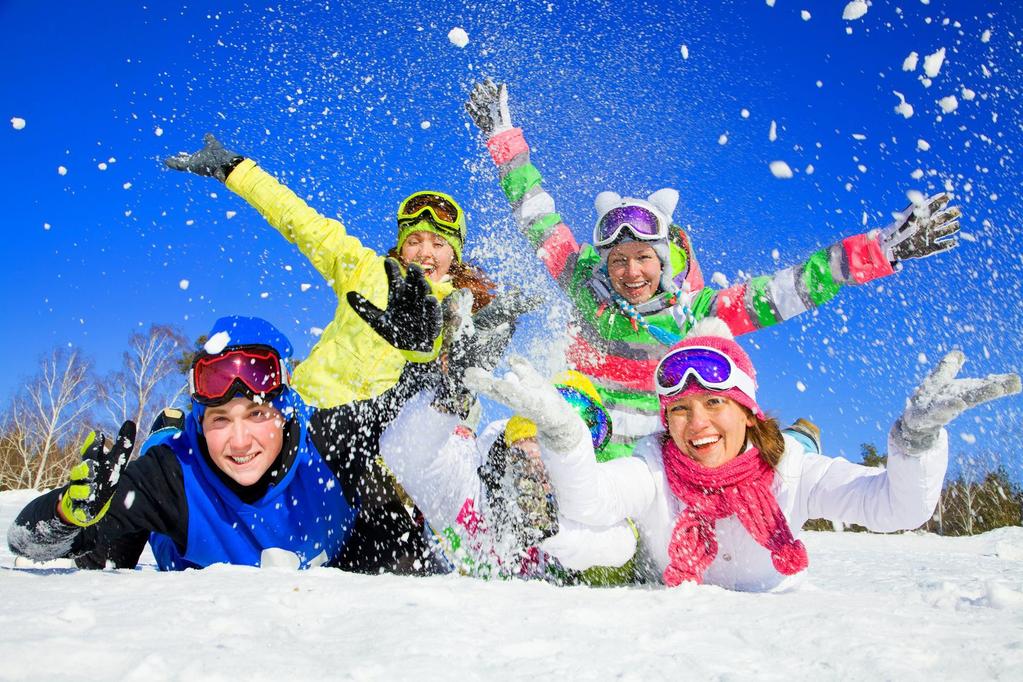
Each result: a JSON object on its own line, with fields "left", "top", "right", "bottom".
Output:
{"left": 0, "top": 348, "right": 95, "bottom": 490}
{"left": 98, "top": 324, "right": 190, "bottom": 453}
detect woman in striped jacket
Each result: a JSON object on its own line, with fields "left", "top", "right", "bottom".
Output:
{"left": 465, "top": 79, "right": 962, "bottom": 461}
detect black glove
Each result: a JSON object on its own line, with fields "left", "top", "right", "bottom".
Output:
{"left": 164, "top": 133, "right": 245, "bottom": 182}
{"left": 348, "top": 258, "right": 442, "bottom": 355}
{"left": 59, "top": 421, "right": 136, "bottom": 527}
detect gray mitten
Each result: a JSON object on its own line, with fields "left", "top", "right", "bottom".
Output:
{"left": 892, "top": 350, "right": 1020, "bottom": 455}
{"left": 164, "top": 133, "right": 245, "bottom": 182}
{"left": 465, "top": 79, "right": 513, "bottom": 136}
{"left": 879, "top": 192, "right": 961, "bottom": 263}
{"left": 465, "top": 356, "right": 590, "bottom": 454}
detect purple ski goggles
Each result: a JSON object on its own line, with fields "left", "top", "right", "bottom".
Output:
{"left": 654, "top": 346, "right": 757, "bottom": 403}
{"left": 593, "top": 204, "right": 667, "bottom": 248}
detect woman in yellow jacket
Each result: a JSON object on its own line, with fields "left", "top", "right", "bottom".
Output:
{"left": 165, "top": 134, "right": 497, "bottom": 410}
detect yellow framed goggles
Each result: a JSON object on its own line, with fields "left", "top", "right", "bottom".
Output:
{"left": 397, "top": 191, "right": 467, "bottom": 242}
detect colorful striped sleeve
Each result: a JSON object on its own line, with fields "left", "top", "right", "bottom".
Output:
{"left": 486, "top": 127, "right": 582, "bottom": 286}
{"left": 704, "top": 232, "right": 896, "bottom": 336}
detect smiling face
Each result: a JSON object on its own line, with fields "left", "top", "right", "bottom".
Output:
{"left": 399, "top": 229, "right": 455, "bottom": 282}
{"left": 665, "top": 392, "right": 754, "bottom": 469}
{"left": 201, "top": 397, "right": 285, "bottom": 486}
{"left": 607, "top": 241, "right": 663, "bottom": 304}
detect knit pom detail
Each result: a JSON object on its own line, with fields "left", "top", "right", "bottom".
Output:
{"left": 771, "top": 540, "right": 809, "bottom": 575}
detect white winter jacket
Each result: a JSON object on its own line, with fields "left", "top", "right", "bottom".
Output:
{"left": 379, "top": 391, "right": 638, "bottom": 575}
{"left": 537, "top": 429, "right": 949, "bottom": 592}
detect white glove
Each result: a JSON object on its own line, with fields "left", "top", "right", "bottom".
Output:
{"left": 465, "top": 78, "right": 513, "bottom": 136}
{"left": 539, "top": 518, "right": 637, "bottom": 572}
{"left": 892, "top": 350, "right": 1020, "bottom": 455}
{"left": 878, "top": 192, "right": 961, "bottom": 263}
{"left": 464, "top": 356, "right": 590, "bottom": 454}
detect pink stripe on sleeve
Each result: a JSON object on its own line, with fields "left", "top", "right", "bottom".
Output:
{"left": 486, "top": 127, "right": 528, "bottom": 165}
{"left": 842, "top": 233, "right": 895, "bottom": 283}
{"left": 714, "top": 284, "right": 757, "bottom": 335}
{"left": 538, "top": 224, "right": 579, "bottom": 279}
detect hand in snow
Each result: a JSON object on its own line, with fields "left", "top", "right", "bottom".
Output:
{"left": 465, "top": 78, "right": 513, "bottom": 136}
{"left": 164, "top": 133, "right": 245, "bottom": 182}
{"left": 465, "top": 356, "right": 591, "bottom": 454}
{"left": 348, "top": 258, "right": 441, "bottom": 355}
{"left": 878, "top": 192, "right": 961, "bottom": 263}
{"left": 59, "top": 421, "right": 136, "bottom": 527}
{"left": 892, "top": 351, "right": 1021, "bottom": 455}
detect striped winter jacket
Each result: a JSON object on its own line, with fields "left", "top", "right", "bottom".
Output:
{"left": 483, "top": 127, "right": 896, "bottom": 461}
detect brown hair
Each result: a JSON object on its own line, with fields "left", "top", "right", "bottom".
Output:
{"left": 387, "top": 247, "right": 496, "bottom": 313}
{"left": 745, "top": 410, "right": 786, "bottom": 468}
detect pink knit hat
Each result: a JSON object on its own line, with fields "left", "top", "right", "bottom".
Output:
{"left": 657, "top": 318, "right": 765, "bottom": 424}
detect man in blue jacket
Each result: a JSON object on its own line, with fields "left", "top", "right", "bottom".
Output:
{"left": 8, "top": 261, "right": 451, "bottom": 572}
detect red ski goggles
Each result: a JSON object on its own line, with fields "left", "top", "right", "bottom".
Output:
{"left": 654, "top": 346, "right": 757, "bottom": 403}
{"left": 188, "top": 345, "right": 289, "bottom": 406}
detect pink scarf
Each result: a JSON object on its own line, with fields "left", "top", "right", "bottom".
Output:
{"left": 661, "top": 438, "right": 808, "bottom": 586}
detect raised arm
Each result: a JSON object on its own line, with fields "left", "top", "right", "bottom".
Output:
{"left": 466, "top": 80, "right": 584, "bottom": 291}
{"left": 800, "top": 351, "right": 1019, "bottom": 530}
{"left": 694, "top": 193, "right": 962, "bottom": 336}
{"left": 165, "top": 133, "right": 374, "bottom": 291}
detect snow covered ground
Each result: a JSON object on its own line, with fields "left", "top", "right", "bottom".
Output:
{"left": 1, "top": 488, "right": 1020, "bottom": 681}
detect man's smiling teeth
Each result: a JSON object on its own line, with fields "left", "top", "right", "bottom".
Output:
{"left": 690, "top": 436, "right": 720, "bottom": 447}
{"left": 230, "top": 454, "right": 256, "bottom": 464}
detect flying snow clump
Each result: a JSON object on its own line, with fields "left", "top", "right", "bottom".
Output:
{"left": 447, "top": 27, "right": 469, "bottom": 48}
{"left": 179, "top": 279, "right": 190, "bottom": 291}
{"left": 903, "top": 52, "right": 919, "bottom": 71}
{"left": 769, "top": 120, "right": 777, "bottom": 142}
{"left": 10, "top": 117, "right": 26, "bottom": 130}
{"left": 711, "top": 272, "right": 729, "bottom": 288}
{"left": 923, "top": 48, "right": 946, "bottom": 78}
{"left": 796, "top": 381, "right": 806, "bottom": 392}
{"left": 801, "top": 10, "right": 811, "bottom": 21}
{"left": 938, "top": 95, "right": 958, "bottom": 113}
{"left": 718, "top": 133, "right": 728, "bottom": 145}
{"left": 961, "top": 87, "right": 976, "bottom": 101}
{"left": 981, "top": 29, "right": 991, "bottom": 43}
{"left": 842, "top": 1, "right": 868, "bottom": 21}
{"left": 58, "top": 166, "right": 67, "bottom": 175}
{"left": 205, "top": 331, "right": 231, "bottom": 354}
{"left": 421, "top": 120, "right": 431, "bottom": 130}
{"left": 154, "top": 126, "right": 164, "bottom": 137}
{"left": 893, "top": 91, "right": 914, "bottom": 118}
{"left": 769, "top": 161, "right": 794, "bottom": 179}
{"left": 917, "top": 139, "right": 930, "bottom": 151}
{"left": 680, "top": 44, "right": 689, "bottom": 60}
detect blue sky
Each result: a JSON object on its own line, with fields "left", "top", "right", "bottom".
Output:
{"left": 2, "top": 0, "right": 1021, "bottom": 475}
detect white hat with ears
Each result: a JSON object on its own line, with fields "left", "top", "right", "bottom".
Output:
{"left": 593, "top": 188, "right": 681, "bottom": 297}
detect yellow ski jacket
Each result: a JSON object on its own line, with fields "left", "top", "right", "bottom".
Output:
{"left": 226, "top": 159, "right": 450, "bottom": 408}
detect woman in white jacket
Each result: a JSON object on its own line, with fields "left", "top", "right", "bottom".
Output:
{"left": 466, "top": 319, "right": 1020, "bottom": 592}
{"left": 379, "top": 374, "right": 637, "bottom": 583}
